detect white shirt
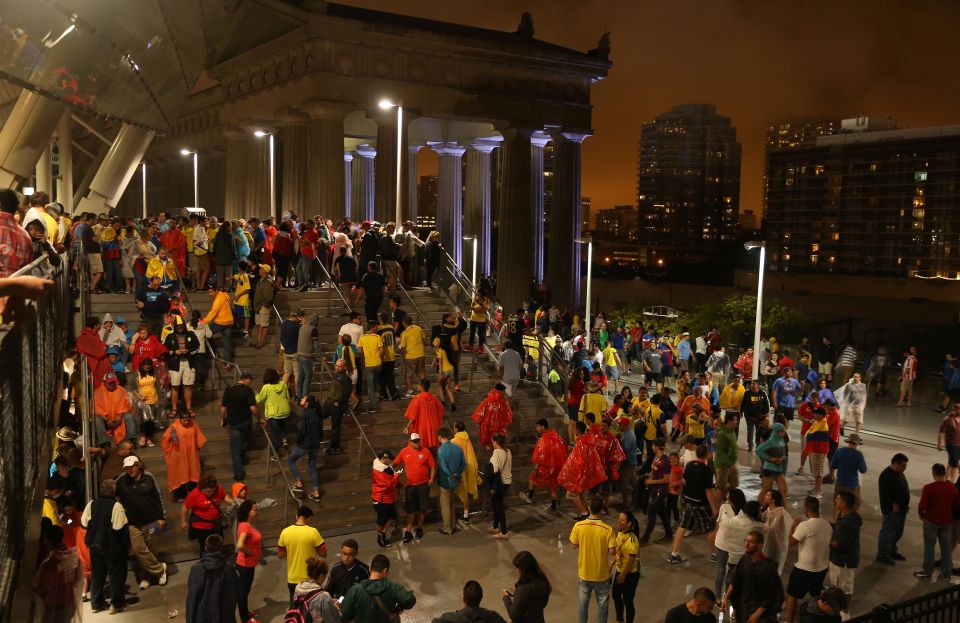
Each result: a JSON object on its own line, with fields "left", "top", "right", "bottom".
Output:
{"left": 679, "top": 447, "right": 698, "bottom": 466}
{"left": 696, "top": 336, "right": 708, "bottom": 355}
{"left": 338, "top": 322, "right": 363, "bottom": 347}
{"left": 491, "top": 448, "right": 513, "bottom": 485}
{"left": 793, "top": 517, "right": 832, "bottom": 572}
{"left": 333, "top": 232, "right": 353, "bottom": 257}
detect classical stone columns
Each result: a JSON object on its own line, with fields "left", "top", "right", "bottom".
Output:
{"left": 222, "top": 128, "right": 246, "bottom": 221}
{"left": 496, "top": 129, "right": 533, "bottom": 312}
{"left": 530, "top": 135, "right": 551, "bottom": 282}
{"left": 308, "top": 106, "right": 348, "bottom": 219}
{"left": 241, "top": 136, "right": 269, "bottom": 219}
{"left": 549, "top": 132, "right": 589, "bottom": 309}
{"left": 407, "top": 145, "right": 422, "bottom": 221}
{"left": 435, "top": 142, "right": 466, "bottom": 266}
{"left": 343, "top": 153, "right": 353, "bottom": 219}
{"left": 282, "top": 120, "right": 309, "bottom": 219}
{"left": 351, "top": 145, "right": 376, "bottom": 222}
{"left": 464, "top": 143, "right": 496, "bottom": 277}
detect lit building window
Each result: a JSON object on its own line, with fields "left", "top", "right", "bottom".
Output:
{"left": 915, "top": 171, "right": 928, "bottom": 182}
{"left": 811, "top": 243, "right": 820, "bottom": 252}
{"left": 870, "top": 163, "right": 878, "bottom": 172}
{"left": 814, "top": 165, "right": 825, "bottom": 175}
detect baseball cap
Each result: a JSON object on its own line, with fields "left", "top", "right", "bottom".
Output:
{"left": 122, "top": 456, "right": 140, "bottom": 468}
{"left": 410, "top": 433, "right": 421, "bottom": 441}
{"left": 295, "top": 308, "right": 306, "bottom": 316}
{"left": 104, "top": 372, "right": 117, "bottom": 382}
{"left": 378, "top": 449, "right": 395, "bottom": 459}
{"left": 239, "top": 370, "right": 254, "bottom": 380}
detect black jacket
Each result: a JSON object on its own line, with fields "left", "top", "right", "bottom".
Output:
{"left": 741, "top": 389, "right": 771, "bottom": 422}
{"left": 116, "top": 471, "right": 166, "bottom": 525}
{"left": 878, "top": 466, "right": 910, "bottom": 514}
{"left": 83, "top": 496, "right": 129, "bottom": 552}
{"left": 327, "top": 559, "right": 370, "bottom": 598}
{"left": 186, "top": 551, "right": 240, "bottom": 623}
{"left": 163, "top": 330, "right": 201, "bottom": 368}
{"left": 296, "top": 406, "right": 322, "bottom": 451}
{"left": 730, "top": 554, "right": 784, "bottom": 622}
{"left": 503, "top": 577, "right": 550, "bottom": 623}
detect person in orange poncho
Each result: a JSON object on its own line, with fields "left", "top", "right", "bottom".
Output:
{"left": 520, "top": 418, "right": 568, "bottom": 511}
{"left": 58, "top": 497, "right": 91, "bottom": 595}
{"left": 471, "top": 383, "right": 513, "bottom": 449}
{"left": 592, "top": 419, "right": 627, "bottom": 514}
{"left": 76, "top": 316, "right": 112, "bottom": 388}
{"left": 402, "top": 379, "right": 445, "bottom": 450}
{"left": 93, "top": 372, "right": 137, "bottom": 446}
{"left": 451, "top": 421, "right": 479, "bottom": 522}
{"left": 558, "top": 420, "right": 607, "bottom": 519}
{"left": 161, "top": 412, "right": 207, "bottom": 502}
{"left": 159, "top": 224, "right": 187, "bottom": 280}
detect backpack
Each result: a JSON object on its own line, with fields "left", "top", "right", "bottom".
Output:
{"left": 284, "top": 588, "right": 324, "bottom": 623}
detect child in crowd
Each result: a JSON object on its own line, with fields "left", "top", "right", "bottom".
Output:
{"left": 135, "top": 358, "right": 159, "bottom": 447}
{"left": 667, "top": 451, "right": 683, "bottom": 524}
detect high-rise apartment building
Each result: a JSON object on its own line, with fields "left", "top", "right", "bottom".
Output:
{"left": 637, "top": 104, "right": 741, "bottom": 245}
{"left": 766, "top": 123, "right": 960, "bottom": 278}
{"left": 594, "top": 205, "right": 637, "bottom": 239}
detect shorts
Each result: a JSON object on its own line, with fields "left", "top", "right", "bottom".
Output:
{"left": 255, "top": 306, "right": 271, "bottom": 328}
{"left": 187, "top": 252, "right": 196, "bottom": 272}
{"left": 787, "top": 567, "right": 827, "bottom": 599}
{"left": 373, "top": 501, "right": 397, "bottom": 527}
{"left": 679, "top": 500, "right": 714, "bottom": 534}
{"left": 604, "top": 365, "right": 620, "bottom": 381}
{"left": 716, "top": 466, "right": 739, "bottom": 489}
{"left": 828, "top": 563, "right": 855, "bottom": 595}
{"left": 195, "top": 252, "right": 211, "bottom": 272}
{"left": 845, "top": 405, "right": 864, "bottom": 425}
{"left": 818, "top": 362, "right": 833, "bottom": 376}
{"left": 647, "top": 372, "right": 664, "bottom": 385}
{"left": 833, "top": 485, "right": 862, "bottom": 511}
{"left": 86, "top": 252, "right": 104, "bottom": 274}
{"left": 406, "top": 357, "right": 425, "bottom": 379}
{"left": 283, "top": 354, "right": 297, "bottom": 376}
{"left": 761, "top": 468, "right": 782, "bottom": 478}
{"left": 168, "top": 360, "right": 196, "bottom": 386}
{"left": 233, "top": 304, "right": 252, "bottom": 319}
{"left": 809, "top": 452, "right": 826, "bottom": 477}
{"left": 901, "top": 378, "right": 915, "bottom": 393}
{"left": 404, "top": 483, "right": 430, "bottom": 514}
{"left": 946, "top": 445, "right": 960, "bottom": 468}
{"left": 777, "top": 406, "right": 796, "bottom": 421}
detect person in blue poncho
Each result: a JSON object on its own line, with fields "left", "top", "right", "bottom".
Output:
{"left": 756, "top": 422, "right": 788, "bottom": 502}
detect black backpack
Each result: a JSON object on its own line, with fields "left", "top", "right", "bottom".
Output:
{"left": 284, "top": 588, "right": 324, "bottom": 623}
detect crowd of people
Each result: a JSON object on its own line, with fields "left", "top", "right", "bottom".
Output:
{"left": 12, "top": 185, "right": 958, "bottom": 623}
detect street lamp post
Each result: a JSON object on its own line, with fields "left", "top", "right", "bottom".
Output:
{"left": 140, "top": 163, "right": 147, "bottom": 219}
{"left": 179, "top": 148, "right": 198, "bottom": 208}
{"left": 254, "top": 130, "right": 276, "bottom": 221}
{"left": 575, "top": 236, "right": 594, "bottom": 349}
{"left": 378, "top": 99, "right": 403, "bottom": 225}
{"left": 462, "top": 235, "right": 478, "bottom": 294}
{"left": 745, "top": 240, "right": 767, "bottom": 380}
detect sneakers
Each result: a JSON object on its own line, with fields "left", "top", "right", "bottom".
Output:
{"left": 402, "top": 531, "right": 414, "bottom": 544}
{"left": 913, "top": 571, "right": 932, "bottom": 579}
{"left": 404, "top": 390, "right": 415, "bottom": 398}
{"left": 807, "top": 489, "right": 823, "bottom": 499}
{"left": 519, "top": 491, "right": 534, "bottom": 504}
{"left": 308, "top": 492, "right": 321, "bottom": 502}
{"left": 710, "top": 553, "right": 717, "bottom": 563}
{"left": 460, "top": 515, "right": 471, "bottom": 525}
{"left": 454, "top": 384, "right": 461, "bottom": 392}
{"left": 822, "top": 475, "right": 835, "bottom": 484}
{"left": 439, "top": 528, "right": 452, "bottom": 535}
{"left": 667, "top": 553, "right": 686, "bottom": 565}
{"left": 139, "top": 579, "right": 150, "bottom": 590}
{"left": 415, "top": 528, "right": 423, "bottom": 540}
{"left": 109, "top": 603, "right": 129, "bottom": 614}
{"left": 159, "top": 562, "right": 168, "bottom": 586}
{"left": 292, "top": 483, "right": 304, "bottom": 493}
{"left": 377, "top": 532, "right": 388, "bottom": 547}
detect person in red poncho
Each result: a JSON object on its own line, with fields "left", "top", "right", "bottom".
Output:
{"left": 159, "top": 221, "right": 187, "bottom": 279}
{"left": 402, "top": 379, "right": 445, "bottom": 450}
{"left": 519, "top": 418, "right": 568, "bottom": 511}
{"left": 558, "top": 420, "right": 607, "bottom": 519}
{"left": 471, "top": 383, "right": 513, "bottom": 449}
{"left": 76, "top": 316, "right": 112, "bottom": 388}
{"left": 592, "top": 419, "right": 627, "bottom": 514}
{"left": 129, "top": 323, "right": 167, "bottom": 373}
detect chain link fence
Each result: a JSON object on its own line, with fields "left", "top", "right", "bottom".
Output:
{"left": 0, "top": 254, "right": 69, "bottom": 620}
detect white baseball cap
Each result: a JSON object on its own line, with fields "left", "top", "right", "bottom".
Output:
{"left": 410, "top": 433, "right": 421, "bottom": 441}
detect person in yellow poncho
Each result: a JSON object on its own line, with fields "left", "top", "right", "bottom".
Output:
{"left": 451, "top": 422, "right": 479, "bottom": 523}
{"left": 145, "top": 247, "right": 178, "bottom": 287}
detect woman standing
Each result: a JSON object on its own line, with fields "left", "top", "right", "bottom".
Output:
{"left": 762, "top": 490, "right": 792, "bottom": 574}
{"left": 179, "top": 474, "right": 230, "bottom": 554}
{"left": 212, "top": 220, "right": 237, "bottom": 289}
{"left": 566, "top": 367, "right": 586, "bottom": 443}
{"left": 487, "top": 434, "right": 513, "bottom": 539}
{"left": 256, "top": 368, "right": 292, "bottom": 451}
{"left": 613, "top": 511, "right": 642, "bottom": 623}
{"left": 502, "top": 551, "right": 551, "bottom": 623}
{"left": 755, "top": 422, "right": 788, "bottom": 501}
{"left": 288, "top": 396, "right": 322, "bottom": 501}
{"left": 235, "top": 500, "right": 262, "bottom": 623}
{"left": 711, "top": 488, "right": 747, "bottom": 600}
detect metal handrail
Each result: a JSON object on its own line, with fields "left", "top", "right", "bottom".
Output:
{"left": 313, "top": 255, "right": 353, "bottom": 313}
{"left": 393, "top": 279, "right": 429, "bottom": 329}
{"left": 442, "top": 250, "right": 475, "bottom": 298}
{"left": 318, "top": 354, "right": 378, "bottom": 463}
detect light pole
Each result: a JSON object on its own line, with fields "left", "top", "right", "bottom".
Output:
{"left": 179, "top": 148, "right": 198, "bottom": 208}
{"left": 378, "top": 99, "right": 403, "bottom": 225}
{"left": 575, "top": 236, "right": 594, "bottom": 349}
{"left": 462, "top": 234, "right": 478, "bottom": 294}
{"left": 140, "top": 162, "right": 147, "bottom": 219}
{"left": 745, "top": 240, "right": 767, "bottom": 380}
{"left": 254, "top": 130, "right": 276, "bottom": 221}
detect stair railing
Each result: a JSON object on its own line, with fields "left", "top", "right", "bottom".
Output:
{"left": 312, "top": 255, "right": 353, "bottom": 315}
{"left": 317, "top": 353, "right": 378, "bottom": 475}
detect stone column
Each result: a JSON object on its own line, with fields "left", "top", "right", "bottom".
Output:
{"left": 241, "top": 137, "right": 269, "bottom": 219}
{"left": 56, "top": 112, "right": 74, "bottom": 213}
{"left": 343, "top": 153, "right": 353, "bottom": 219}
{"left": 464, "top": 143, "right": 496, "bottom": 276}
{"left": 352, "top": 145, "right": 376, "bottom": 222}
{"left": 496, "top": 129, "right": 533, "bottom": 312}
{"left": 308, "top": 107, "right": 347, "bottom": 219}
{"left": 407, "top": 145, "right": 422, "bottom": 221}
{"left": 549, "top": 132, "right": 589, "bottom": 309}
{"left": 435, "top": 142, "right": 466, "bottom": 266}
{"left": 530, "top": 135, "right": 551, "bottom": 282}
{"left": 375, "top": 111, "right": 414, "bottom": 224}
{"left": 222, "top": 129, "right": 246, "bottom": 221}
{"left": 281, "top": 119, "right": 309, "bottom": 219}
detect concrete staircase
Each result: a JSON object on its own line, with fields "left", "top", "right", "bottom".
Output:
{"left": 82, "top": 285, "right": 566, "bottom": 561}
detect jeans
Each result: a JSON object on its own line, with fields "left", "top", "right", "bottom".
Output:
{"left": 577, "top": 578, "right": 611, "bottom": 623}
{"left": 228, "top": 421, "right": 252, "bottom": 480}
{"left": 94, "top": 413, "right": 138, "bottom": 446}
{"left": 322, "top": 400, "right": 345, "bottom": 449}
{"left": 612, "top": 571, "right": 640, "bottom": 623}
{"left": 642, "top": 490, "right": 673, "bottom": 540}
{"left": 105, "top": 258, "right": 123, "bottom": 291}
{"left": 492, "top": 485, "right": 509, "bottom": 535}
{"left": 210, "top": 322, "right": 233, "bottom": 362}
{"left": 714, "top": 548, "right": 731, "bottom": 599}
{"left": 469, "top": 321, "right": 487, "bottom": 348}
{"left": 237, "top": 565, "right": 255, "bottom": 621}
{"left": 877, "top": 511, "right": 906, "bottom": 559}
{"left": 267, "top": 416, "right": 288, "bottom": 450}
{"left": 379, "top": 361, "right": 397, "bottom": 400}
{"left": 296, "top": 356, "right": 313, "bottom": 399}
{"left": 297, "top": 256, "right": 313, "bottom": 287}
{"left": 746, "top": 419, "right": 759, "bottom": 450}
{"left": 922, "top": 521, "right": 953, "bottom": 577}
{"left": 89, "top": 547, "right": 127, "bottom": 610}
{"left": 364, "top": 366, "right": 381, "bottom": 408}
{"left": 288, "top": 446, "right": 319, "bottom": 490}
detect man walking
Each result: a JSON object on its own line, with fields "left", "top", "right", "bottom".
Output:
{"left": 186, "top": 534, "right": 240, "bottom": 623}
{"left": 115, "top": 456, "right": 168, "bottom": 590}
{"left": 830, "top": 434, "right": 867, "bottom": 518}
{"left": 836, "top": 372, "right": 867, "bottom": 434}
{"left": 358, "top": 321, "right": 385, "bottom": 413}
{"left": 914, "top": 463, "right": 960, "bottom": 581}
{"left": 432, "top": 581, "right": 507, "bottom": 623}
{"left": 714, "top": 413, "right": 739, "bottom": 499}
{"left": 936, "top": 405, "right": 960, "bottom": 482}
{"left": 876, "top": 453, "right": 910, "bottom": 565}
{"left": 341, "top": 554, "right": 417, "bottom": 623}
{"left": 772, "top": 368, "right": 801, "bottom": 421}
{"left": 828, "top": 491, "right": 861, "bottom": 616}
{"left": 570, "top": 497, "right": 615, "bottom": 623}
{"left": 323, "top": 358, "right": 352, "bottom": 455}
{"left": 220, "top": 370, "right": 259, "bottom": 481}
{"left": 668, "top": 444, "right": 716, "bottom": 564}
{"left": 784, "top": 496, "right": 833, "bottom": 623}
{"left": 277, "top": 506, "right": 327, "bottom": 603}
{"left": 327, "top": 538, "right": 370, "bottom": 599}
{"left": 437, "top": 428, "right": 466, "bottom": 536}
{"left": 396, "top": 433, "right": 436, "bottom": 543}
{"left": 296, "top": 314, "right": 319, "bottom": 400}
{"left": 723, "top": 531, "right": 784, "bottom": 623}
{"left": 82, "top": 479, "right": 131, "bottom": 614}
